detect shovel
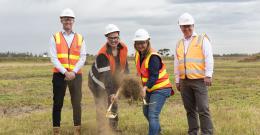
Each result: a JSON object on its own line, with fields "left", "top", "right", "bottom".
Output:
{"left": 106, "top": 89, "right": 120, "bottom": 118}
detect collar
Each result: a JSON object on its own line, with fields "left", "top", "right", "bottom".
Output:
{"left": 106, "top": 42, "right": 123, "bottom": 55}
{"left": 183, "top": 32, "right": 197, "bottom": 40}
{"left": 61, "top": 29, "right": 75, "bottom": 35}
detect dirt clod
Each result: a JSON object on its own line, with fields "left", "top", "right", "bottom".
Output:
{"left": 120, "top": 76, "right": 142, "bottom": 101}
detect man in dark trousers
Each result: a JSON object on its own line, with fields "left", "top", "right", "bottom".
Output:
{"left": 49, "top": 8, "right": 86, "bottom": 135}
{"left": 88, "top": 24, "right": 129, "bottom": 134}
{"left": 175, "top": 13, "right": 214, "bottom": 135}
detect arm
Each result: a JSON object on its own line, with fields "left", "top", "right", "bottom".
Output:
{"left": 145, "top": 55, "right": 161, "bottom": 89}
{"left": 202, "top": 37, "right": 214, "bottom": 78}
{"left": 174, "top": 47, "right": 180, "bottom": 83}
{"left": 96, "top": 54, "right": 116, "bottom": 94}
{"left": 49, "top": 36, "right": 67, "bottom": 74}
{"left": 202, "top": 36, "right": 214, "bottom": 86}
{"left": 174, "top": 44, "right": 181, "bottom": 91}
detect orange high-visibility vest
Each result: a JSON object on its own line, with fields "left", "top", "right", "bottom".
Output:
{"left": 176, "top": 33, "right": 209, "bottom": 79}
{"left": 98, "top": 42, "right": 128, "bottom": 74}
{"left": 135, "top": 49, "right": 172, "bottom": 92}
{"left": 53, "top": 32, "right": 83, "bottom": 74}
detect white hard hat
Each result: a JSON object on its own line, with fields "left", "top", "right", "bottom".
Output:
{"left": 133, "top": 29, "right": 150, "bottom": 41}
{"left": 178, "top": 13, "right": 195, "bottom": 25}
{"left": 60, "top": 8, "right": 75, "bottom": 18}
{"left": 104, "top": 24, "right": 120, "bottom": 36}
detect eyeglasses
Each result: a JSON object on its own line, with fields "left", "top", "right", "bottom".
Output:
{"left": 107, "top": 36, "right": 119, "bottom": 40}
{"left": 180, "top": 25, "right": 193, "bottom": 29}
{"left": 61, "top": 18, "right": 74, "bottom": 22}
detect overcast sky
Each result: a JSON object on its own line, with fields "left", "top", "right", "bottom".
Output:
{"left": 0, "top": 0, "right": 259, "bottom": 55}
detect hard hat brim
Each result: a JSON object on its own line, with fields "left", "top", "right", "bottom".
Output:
{"left": 179, "top": 23, "right": 194, "bottom": 26}
{"left": 104, "top": 31, "right": 120, "bottom": 36}
{"left": 60, "top": 16, "right": 75, "bottom": 18}
{"left": 133, "top": 37, "right": 150, "bottom": 41}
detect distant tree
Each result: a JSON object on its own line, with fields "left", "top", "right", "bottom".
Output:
{"left": 158, "top": 48, "right": 171, "bottom": 57}
{"left": 213, "top": 54, "right": 221, "bottom": 57}
{"left": 0, "top": 52, "right": 37, "bottom": 57}
{"left": 222, "top": 53, "right": 249, "bottom": 57}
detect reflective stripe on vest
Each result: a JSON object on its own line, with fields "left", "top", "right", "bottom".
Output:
{"left": 53, "top": 32, "right": 83, "bottom": 73}
{"left": 176, "top": 33, "right": 208, "bottom": 79}
{"left": 89, "top": 68, "right": 105, "bottom": 89}
{"left": 57, "top": 54, "right": 80, "bottom": 60}
{"left": 94, "top": 59, "right": 111, "bottom": 73}
{"left": 135, "top": 49, "right": 172, "bottom": 92}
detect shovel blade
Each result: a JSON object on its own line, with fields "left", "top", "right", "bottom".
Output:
{"left": 106, "top": 111, "right": 117, "bottom": 119}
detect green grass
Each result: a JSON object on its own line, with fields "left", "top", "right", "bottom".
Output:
{"left": 0, "top": 59, "right": 260, "bottom": 135}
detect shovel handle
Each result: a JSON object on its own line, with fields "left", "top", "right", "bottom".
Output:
{"left": 115, "top": 88, "right": 120, "bottom": 97}
{"left": 107, "top": 88, "right": 121, "bottom": 112}
{"left": 107, "top": 103, "right": 113, "bottom": 112}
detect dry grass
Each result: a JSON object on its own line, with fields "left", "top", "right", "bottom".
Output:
{"left": 0, "top": 59, "right": 260, "bottom": 135}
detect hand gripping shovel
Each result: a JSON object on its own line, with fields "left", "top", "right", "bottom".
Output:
{"left": 106, "top": 90, "right": 120, "bottom": 118}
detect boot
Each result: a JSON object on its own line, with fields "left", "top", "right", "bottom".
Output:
{"left": 109, "top": 120, "right": 122, "bottom": 133}
{"left": 74, "top": 126, "right": 81, "bottom": 135}
{"left": 53, "top": 127, "right": 60, "bottom": 135}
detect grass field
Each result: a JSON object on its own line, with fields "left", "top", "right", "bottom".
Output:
{"left": 0, "top": 58, "right": 260, "bottom": 135}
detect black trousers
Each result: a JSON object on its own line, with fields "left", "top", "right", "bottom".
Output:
{"left": 52, "top": 73, "right": 82, "bottom": 127}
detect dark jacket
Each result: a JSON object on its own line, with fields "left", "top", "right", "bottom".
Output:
{"left": 88, "top": 43, "right": 129, "bottom": 96}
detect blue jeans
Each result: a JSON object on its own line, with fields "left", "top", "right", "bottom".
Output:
{"left": 143, "top": 88, "right": 172, "bottom": 135}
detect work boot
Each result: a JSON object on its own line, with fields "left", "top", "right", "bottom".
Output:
{"left": 53, "top": 127, "right": 60, "bottom": 135}
{"left": 74, "top": 126, "right": 81, "bottom": 135}
{"left": 109, "top": 120, "right": 122, "bottom": 134}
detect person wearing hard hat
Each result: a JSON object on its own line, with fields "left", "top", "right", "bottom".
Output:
{"left": 133, "top": 29, "right": 174, "bottom": 135}
{"left": 174, "top": 13, "right": 214, "bottom": 135}
{"left": 49, "top": 8, "right": 86, "bottom": 135}
{"left": 88, "top": 24, "right": 129, "bottom": 134}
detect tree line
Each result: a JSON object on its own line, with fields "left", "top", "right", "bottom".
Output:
{"left": 0, "top": 51, "right": 259, "bottom": 58}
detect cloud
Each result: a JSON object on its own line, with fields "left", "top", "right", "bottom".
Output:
{"left": 166, "top": 0, "right": 256, "bottom": 4}
{"left": 0, "top": 0, "right": 259, "bottom": 55}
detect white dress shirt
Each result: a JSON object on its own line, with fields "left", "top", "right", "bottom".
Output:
{"left": 174, "top": 32, "right": 214, "bottom": 83}
{"left": 49, "top": 30, "right": 87, "bottom": 74}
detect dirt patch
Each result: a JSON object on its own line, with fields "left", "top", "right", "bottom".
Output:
{"left": 239, "top": 55, "right": 260, "bottom": 62}
{"left": 0, "top": 105, "right": 45, "bottom": 117}
{"left": 0, "top": 62, "right": 52, "bottom": 68}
